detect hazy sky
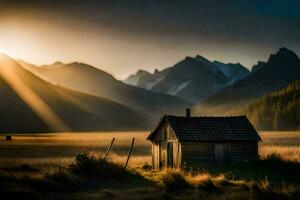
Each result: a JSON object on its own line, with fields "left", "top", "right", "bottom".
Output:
{"left": 0, "top": 0, "right": 300, "bottom": 79}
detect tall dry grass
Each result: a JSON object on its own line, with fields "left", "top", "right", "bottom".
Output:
{"left": 0, "top": 131, "right": 299, "bottom": 200}
{"left": 259, "top": 131, "right": 300, "bottom": 161}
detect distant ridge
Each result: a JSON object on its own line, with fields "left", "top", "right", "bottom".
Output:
{"left": 20, "top": 60, "right": 191, "bottom": 122}
{"left": 124, "top": 55, "right": 250, "bottom": 102}
{"left": 0, "top": 53, "right": 149, "bottom": 133}
{"left": 195, "top": 47, "right": 300, "bottom": 115}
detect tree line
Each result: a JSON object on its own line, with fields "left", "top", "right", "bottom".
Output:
{"left": 245, "top": 81, "right": 300, "bottom": 130}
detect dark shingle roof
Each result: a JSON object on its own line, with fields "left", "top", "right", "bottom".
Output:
{"left": 148, "top": 115, "right": 261, "bottom": 141}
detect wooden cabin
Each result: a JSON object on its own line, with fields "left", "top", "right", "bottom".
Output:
{"left": 147, "top": 109, "right": 261, "bottom": 170}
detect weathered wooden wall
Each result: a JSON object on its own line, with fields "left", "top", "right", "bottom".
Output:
{"left": 230, "top": 142, "right": 258, "bottom": 161}
{"left": 150, "top": 121, "right": 259, "bottom": 169}
{"left": 181, "top": 142, "right": 215, "bottom": 164}
{"left": 171, "top": 142, "right": 182, "bottom": 168}
{"left": 152, "top": 141, "right": 160, "bottom": 170}
{"left": 151, "top": 121, "right": 181, "bottom": 170}
{"left": 181, "top": 141, "right": 258, "bottom": 164}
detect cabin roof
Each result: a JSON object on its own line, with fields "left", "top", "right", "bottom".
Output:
{"left": 147, "top": 115, "right": 261, "bottom": 142}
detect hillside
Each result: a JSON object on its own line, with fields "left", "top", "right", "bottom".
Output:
{"left": 245, "top": 81, "right": 300, "bottom": 130}
{"left": 124, "top": 55, "right": 249, "bottom": 102}
{"left": 0, "top": 53, "right": 149, "bottom": 133}
{"left": 196, "top": 47, "right": 300, "bottom": 114}
{"left": 20, "top": 61, "right": 191, "bottom": 120}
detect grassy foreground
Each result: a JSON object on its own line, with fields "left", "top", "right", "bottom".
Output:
{"left": 0, "top": 131, "right": 300, "bottom": 199}
{"left": 0, "top": 152, "right": 300, "bottom": 200}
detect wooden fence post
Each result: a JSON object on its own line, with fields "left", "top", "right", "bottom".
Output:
{"left": 124, "top": 137, "right": 135, "bottom": 169}
{"left": 104, "top": 137, "right": 115, "bottom": 160}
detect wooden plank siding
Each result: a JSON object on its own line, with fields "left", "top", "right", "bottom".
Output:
{"left": 230, "top": 142, "right": 258, "bottom": 161}
{"left": 214, "top": 143, "right": 230, "bottom": 163}
{"left": 168, "top": 142, "right": 182, "bottom": 169}
{"left": 151, "top": 121, "right": 181, "bottom": 170}
{"left": 152, "top": 142, "right": 160, "bottom": 170}
{"left": 181, "top": 142, "right": 215, "bottom": 164}
{"left": 149, "top": 117, "right": 259, "bottom": 169}
{"left": 181, "top": 142, "right": 258, "bottom": 164}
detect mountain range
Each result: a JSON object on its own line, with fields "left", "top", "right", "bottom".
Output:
{"left": 0, "top": 53, "right": 150, "bottom": 132}
{"left": 124, "top": 55, "right": 250, "bottom": 102}
{"left": 0, "top": 47, "right": 299, "bottom": 133}
{"left": 124, "top": 47, "right": 300, "bottom": 130}
{"left": 196, "top": 47, "right": 300, "bottom": 115}
{"left": 19, "top": 60, "right": 191, "bottom": 122}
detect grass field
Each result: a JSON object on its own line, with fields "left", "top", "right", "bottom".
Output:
{"left": 0, "top": 131, "right": 151, "bottom": 169}
{"left": 0, "top": 131, "right": 299, "bottom": 167}
{"left": 259, "top": 132, "right": 300, "bottom": 161}
{"left": 0, "top": 131, "right": 299, "bottom": 200}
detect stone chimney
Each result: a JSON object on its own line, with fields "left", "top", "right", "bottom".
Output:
{"left": 186, "top": 108, "right": 191, "bottom": 117}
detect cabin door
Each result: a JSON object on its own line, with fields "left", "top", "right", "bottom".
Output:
{"left": 167, "top": 142, "right": 173, "bottom": 168}
{"left": 214, "top": 143, "right": 230, "bottom": 163}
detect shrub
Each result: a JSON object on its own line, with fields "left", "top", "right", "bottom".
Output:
{"left": 142, "top": 163, "right": 152, "bottom": 171}
{"left": 20, "top": 175, "right": 64, "bottom": 193}
{"left": 45, "top": 167, "right": 79, "bottom": 192}
{"left": 261, "top": 153, "right": 300, "bottom": 176}
{"left": 249, "top": 180, "right": 300, "bottom": 200}
{"left": 197, "top": 178, "right": 220, "bottom": 193}
{"left": 192, "top": 174, "right": 217, "bottom": 192}
{"left": 68, "top": 152, "right": 127, "bottom": 180}
{"left": 265, "top": 153, "right": 284, "bottom": 163}
{"left": 161, "top": 171, "right": 190, "bottom": 192}
{"left": 1, "top": 164, "right": 38, "bottom": 172}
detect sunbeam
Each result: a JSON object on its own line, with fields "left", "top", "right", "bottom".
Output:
{"left": 0, "top": 53, "right": 69, "bottom": 132}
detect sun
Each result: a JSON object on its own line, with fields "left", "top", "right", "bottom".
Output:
{"left": 0, "top": 49, "right": 17, "bottom": 58}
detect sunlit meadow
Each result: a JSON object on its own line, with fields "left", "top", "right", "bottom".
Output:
{"left": 0, "top": 131, "right": 299, "bottom": 169}
{"left": 0, "top": 131, "right": 299, "bottom": 200}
